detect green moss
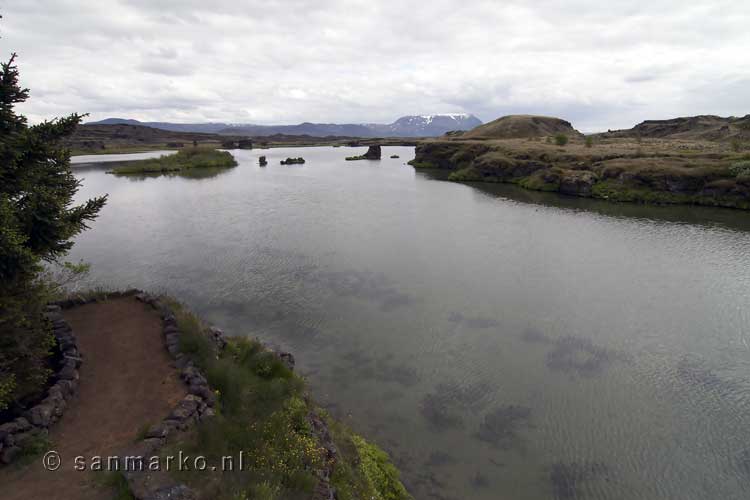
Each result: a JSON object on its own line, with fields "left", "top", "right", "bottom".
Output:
{"left": 448, "top": 166, "right": 482, "bottom": 182}
{"left": 351, "top": 435, "right": 412, "bottom": 500}
{"left": 326, "top": 416, "right": 412, "bottom": 500}
{"left": 591, "top": 180, "right": 693, "bottom": 204}
{"left": 406, "top": 159, "right": 438, "bottom": 168}
{"left": 109, "top": 148, "right": 237, "bottom": 175}
{"left": 519, "top": 172, "right": 560, "bottom": 192}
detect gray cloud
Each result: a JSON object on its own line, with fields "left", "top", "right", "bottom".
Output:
{"left": 3, "top": 0, "right": 749, "bottom": 131}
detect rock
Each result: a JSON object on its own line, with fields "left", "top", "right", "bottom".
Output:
{"left": 346, "top": 145, "right": 381, "bottom": 161}
{"left": 277, "top": 351, "right": 295, "bottom": 371}
{"left": 28, "top": 404, "right": 54, "bottom": 427}
{"left": 259, "top": 156, "right": 267, "bottom": 166}
{"left": 188, "top": 384, "right": 216, "bottom": 406}
{"left": 58, "top": 361, "right": 78, "bottom": 380}
{"left": 56, "top": 380, "right": 75, "bottom": 398}
{"left": 14, "top": 417, "right": 31, "bottom": 432}
{"left": 559, "top": 170, "right": 598, "bottom": 196}
{"left": 145, "top": 424, "right": 171, "bottom": 440}
{"left": 363, "top": 145, "right": 381, "bottom": 159}
{"left": 46, "top": 304, "right": 62, "bottom": 313}
{"left": 163, "top": 325, "right": 179, "bottom": 335}
{"left": 1, "top": 446, "right": 20, "bottom": 464}
{"left": 200, "top": 408, "right": 216, "bottom": 420}
{"left": 280, "top": 157, "right": 305, "bottom": 165}
{"left": 207, "top": 326, "right": 227, "bottom": 351}
{"left": 390, "top": 155, "right": 400, "bottom": 158}
{"left": 45, "top": 311, "right": 64, "bottom": 323}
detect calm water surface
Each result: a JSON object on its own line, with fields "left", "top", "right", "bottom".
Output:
{"left": 69, "top": 147, "right": 750, "bottom": 500}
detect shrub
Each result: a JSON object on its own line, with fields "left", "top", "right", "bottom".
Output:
{"left": 729, "top": 161, "right": 750, "bottom": 177}
{"left": 585, "top": 136, "right": 593, "bottom": 148}
{"left": 554, "top": 133, "right": 568, "bottom": 146}
{"left": 731, "top": 138, "right": 742, "bottom": 152}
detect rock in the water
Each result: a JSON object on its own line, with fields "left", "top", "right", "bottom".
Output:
{"left": 346, "top": 145, "right": 381, "bottom": 161}
{"left": 280, "top": 157, "right": 305, "bottom": 165}
{"left": 364, "top": 145, "right": 381, "bottom": 159}
{"left": 259, "top": 155, "right": 267, "bottom": 166}
{"left": 390, "top": 154, "right": 400, "bottom": 158}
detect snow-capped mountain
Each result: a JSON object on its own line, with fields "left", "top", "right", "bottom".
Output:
{"left": 87, "top": 114, "right": 483, "bottom": 138}
{"left": 368, "top": 114, "right": 483, "bottom": 137}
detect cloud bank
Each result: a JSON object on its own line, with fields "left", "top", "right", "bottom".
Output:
{"left": 3, "top": 0, "right": 749, "bottom": 131}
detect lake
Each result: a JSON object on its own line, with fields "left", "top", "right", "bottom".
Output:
{"left": 69, "top": 146, "right": 750, "bottom": 500}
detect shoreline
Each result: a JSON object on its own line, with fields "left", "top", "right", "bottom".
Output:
{"left": 0, "top": 289, "right": 413, "bottom": 500}
{"left": 410, "top": 139, "right": 750, "bottom": 210}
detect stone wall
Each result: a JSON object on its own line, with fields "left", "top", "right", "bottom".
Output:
{"left": 0, "top": 304, "right": 82, "bottom": 465}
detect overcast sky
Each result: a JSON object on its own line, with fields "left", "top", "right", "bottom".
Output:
{"left": 2, "top": 0, "right": 749, "bottom": 131}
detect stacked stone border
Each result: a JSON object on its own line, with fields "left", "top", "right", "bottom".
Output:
{"left": 1, "top": 289, "right": 337, "bottom": 500}
{"left": 0, "top": 303, "right": 82, "bottom": 465}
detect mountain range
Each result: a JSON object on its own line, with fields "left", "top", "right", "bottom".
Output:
{"left": 87, "top": 114, "right": 483, "bottom": 138}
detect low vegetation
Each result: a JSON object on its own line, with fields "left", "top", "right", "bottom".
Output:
{"left": 554, "top": 133, "right": 568, "bottom": 146}
{"left": 108, "top": 148, "right": 237, "bottom": 175}
{"left": 411, "top": 137, "right": 750, "bottom": 210}
{"left": 160, "top": 299, "right": 412, "bottom": 500}
{"left": 729, "top": 160, "right": 750, "bottom": 178}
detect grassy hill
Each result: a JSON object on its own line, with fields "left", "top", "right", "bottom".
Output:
{"left": 460, "top": 115, "right": 582, "bottom": 140}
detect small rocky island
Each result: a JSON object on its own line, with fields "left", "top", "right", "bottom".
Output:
{"left": 280, "top": 157, "right": 305, "bottom": 165}
{"left": 346, "top": 145, "right": 381, "bottom": 161}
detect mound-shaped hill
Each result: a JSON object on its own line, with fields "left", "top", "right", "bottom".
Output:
{"left": 604, "top": 115, "right": 750, "bottom": 141}
{"left": 460, "top": 115, "right": 582, "bottom": 139}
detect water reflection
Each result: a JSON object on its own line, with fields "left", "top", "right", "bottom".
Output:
{"left": 67, "top": 146, "right": 750, "bottom": 500}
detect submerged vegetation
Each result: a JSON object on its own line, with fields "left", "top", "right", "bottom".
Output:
{"left": 160, "top": 299, "right": 412, "bottom": 500}
{"left": 108, "top": 148, "right": 237, "bottom": 175}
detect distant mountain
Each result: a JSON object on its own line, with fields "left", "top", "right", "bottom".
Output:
{"left": 86, "top": 114, "right": 483, "bottom": 138}
{"left": 368, "top": 114, "right": 483, "bottom": 137}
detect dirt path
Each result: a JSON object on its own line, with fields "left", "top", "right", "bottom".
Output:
{"left": 0, "top": 297, "right": 186, "bottom": 500}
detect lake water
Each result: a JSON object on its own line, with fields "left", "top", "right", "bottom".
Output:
{"left": 69, "top": 146, "right": 750, "bottom": 500}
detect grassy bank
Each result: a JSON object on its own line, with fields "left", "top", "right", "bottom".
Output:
{"left": 108, "top": 148, "right": 237, "bottom": 175}
{"left": 410, "top": 138, "right": 750, "bottom": 210}
{"left": 160, "top": 298, "right": 412, "bottom": 500}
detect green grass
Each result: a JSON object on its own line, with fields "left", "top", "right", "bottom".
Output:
{"left": 158, "top": 298, "right": 412, "bottom": 500}
{"left": 15, "top": 432, "right": 52, "bottom": 466}
{"left": 406, "top": 159, "right": 438, "bottom": 169}
{"left": 108, "top": 148, "right": 237, "bottom": 175}
{"left": 96, "top": 471, "right": 135, "bottom": 500}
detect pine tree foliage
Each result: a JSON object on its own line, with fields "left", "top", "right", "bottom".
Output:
{"left": 0, "top": 53, "right": 107, "bottom": 410}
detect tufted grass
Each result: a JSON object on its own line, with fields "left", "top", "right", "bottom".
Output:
{"left": 158, "top": 298, "right": 412, "bottom": 500}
